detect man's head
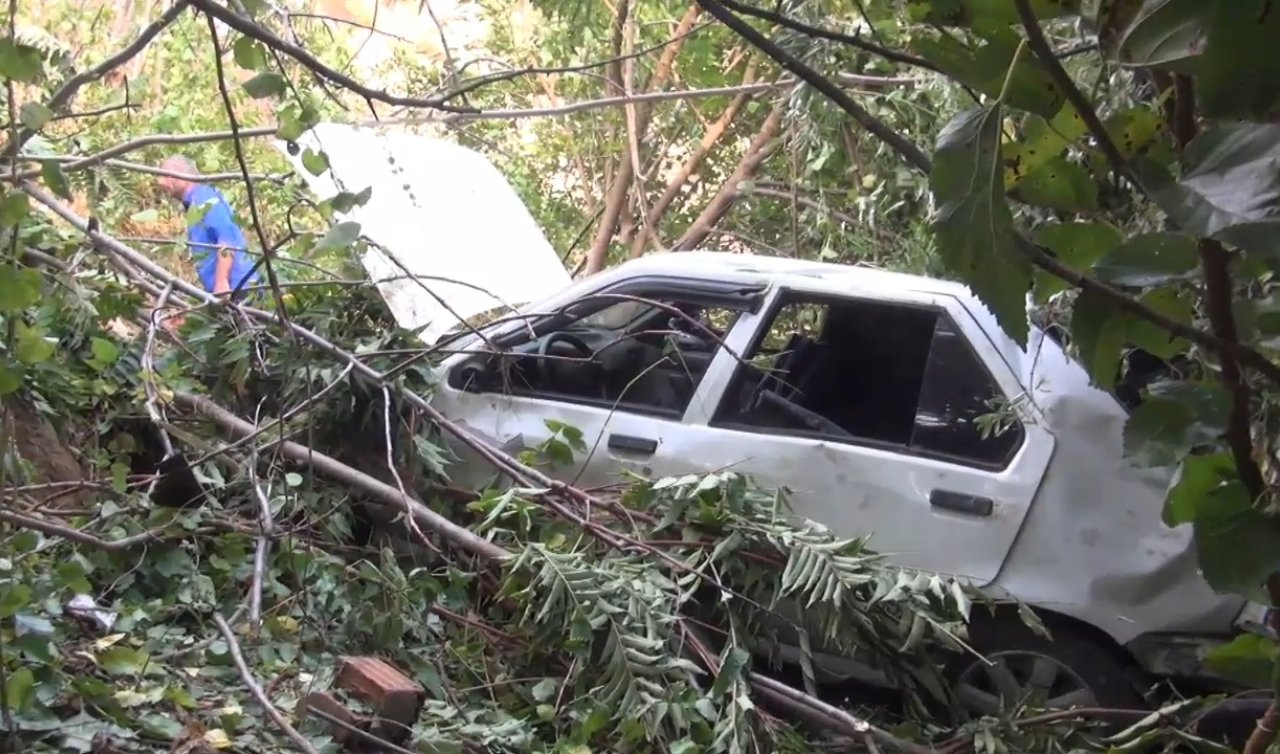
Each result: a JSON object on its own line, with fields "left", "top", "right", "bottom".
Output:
{"left": 157, "top": 155, "right": 200, "bottom": 200}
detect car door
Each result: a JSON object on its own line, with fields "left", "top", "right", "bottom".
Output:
{"left": 432, "top": 276, "right": 767, "bottom": 492}
{"left": 666, "top": 284, "right": 1056, "bottom": 586}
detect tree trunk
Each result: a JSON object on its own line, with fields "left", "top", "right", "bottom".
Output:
{"left": 673, "top": 104, "right": 784, "bottom": 252}
{"left": 582, "top": 3, "right": 703, "bottom": 274}
{"left": 629, "top": 61, "right": 759, "bottom": 258}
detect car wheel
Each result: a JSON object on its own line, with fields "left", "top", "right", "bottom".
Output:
{"left": 949, "top": 617, "right": 1146, "bottom": 719}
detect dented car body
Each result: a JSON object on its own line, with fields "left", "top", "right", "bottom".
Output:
{"left": 431, "top": 250, "right": 1272, "bottom": 692}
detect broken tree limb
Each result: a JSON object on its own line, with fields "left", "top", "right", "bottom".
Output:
{"left": 174, "top": 391, "right": 509, "bottom": 563}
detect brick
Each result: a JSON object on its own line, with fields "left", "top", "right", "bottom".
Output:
{"left": 335, "top": 656, "right": 425, "bottom": 735}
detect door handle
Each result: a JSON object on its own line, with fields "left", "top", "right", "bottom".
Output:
{"left": 929, "top": 489, "right": 993, "bottom": 517}
{"left": 608, "top": 434, "right": 658, "bottom": 455}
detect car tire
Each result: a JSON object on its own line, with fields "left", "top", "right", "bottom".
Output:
{"left": 947, "top": 615, "right": 1147, "bottom": 720}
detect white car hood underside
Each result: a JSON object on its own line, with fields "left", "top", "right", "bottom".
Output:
{"left": 275, "top": 122, "right": 572, "bottom": 343}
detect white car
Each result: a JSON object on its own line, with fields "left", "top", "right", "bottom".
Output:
{"left": 431, "top": 250, "right": 1274, "bottom": 714}
{"left": 276, "top": 124, "right": 1269, "bottom": 713}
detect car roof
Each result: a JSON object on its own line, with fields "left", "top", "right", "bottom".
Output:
{"left": 617, "top": 250, "right": 976, "bottom": 299}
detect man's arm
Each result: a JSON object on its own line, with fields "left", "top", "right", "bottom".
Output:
{"left": 212, "top": 246, "right": 234, "bottom": 295}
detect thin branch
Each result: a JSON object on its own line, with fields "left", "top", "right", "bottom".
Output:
{"left": 187, "top": 0, "right": 475, "bottom": 114}
{"left": 0, "top": 509, "right": 171, "bottom": 550}
{"left": 694, "top": 0, "right": 933, "bottom": 172}
{"left": 712, "top": 0, "right": 937, "bottom": 72}
{"left": 1012, "top": 0, "right": 1130, "bottom": 184}
{"left": 205, "top": 14, "right": 292, "bottom": 320}
{"left": 212, "top": 613, "right": 322, "bottom": 754}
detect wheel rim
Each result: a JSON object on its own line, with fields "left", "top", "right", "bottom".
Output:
{"left": 955, "top": 650, "right": 1099, "bottom": 717}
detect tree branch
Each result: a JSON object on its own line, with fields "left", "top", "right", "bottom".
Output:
{"left": 12, "top": 1, "right": 191, "bottom": 154}
{"left": 694, "top": 0, "right": 933, "bottom": 172}
{"left": 711, "top": 0, "right": 937, "bottom": 72}
{"left": 186, "top": 0, "right": 476, "bottom": 114}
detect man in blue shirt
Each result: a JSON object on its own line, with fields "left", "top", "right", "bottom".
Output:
{"left": 157, "top": 155, "right": 260, "bottom": 298}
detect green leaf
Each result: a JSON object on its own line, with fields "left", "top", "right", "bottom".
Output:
{"left": 0, "top": 360, "right": 23, "bottom": 395}
{"left": 1033, "top": 221, "right": 1122, "bottom": 300}
{"left": 1136, "top": 123, "right": 1280, "bottom": 259}
{"left": 1103, "top": 106, "right": 1167, "bottom": 160}
{"left": 285, "top": 472, "right": 303, "bottom": 487}
{"left": 1011, "top": 156, "right": 1098, "bottom": 212}
{"left": 1203, "top": 634, "right": 1279, "bottom": 688}
{"left": 301, "top": 148, "right": 329, "bottom": 176}
{"left": 5, "top": 667, "right": 34, "bottom": 711}
{"left": 0, "top": 40, "right": 43, "bottom": 82}
{"left": 329, "top": 187, "right": 373, "bottom": 214}
{"left": 1126, "top": 287, "right": 1192, "bottom": 358}
{"left": 19, "top": 101, "right": 54, "bottom": 130}
{"left": 130, "top": 209, "right": 160, "bottom": 224}
{"left": 910, "top": 30, "right": 1063, "bottom": 117}
{"left": 242, "top": 71, "right": 286, "bottom": 99}
{"left": 930, "top": 106, "right": 1031, "bottom": 348}
{"left": 531, "top": 677, "right": 558, "bottom": 702}
{"left": 232, "top": 36, "right": 268, "bottom": 70}
{"left": 185, "top": 200, "right": 215, "bottom": 227}
{"left": 315, "top": 221, "right": 362, "bottom": 252}
{"left": 1113, "top": 0, "right": 1208, "bottom": 69}
{"left": 0, "top": 584, "right": 31, "bottom": 617}
{"left": 1196, "top": 0, "right": 1280, "bottom": 120}
{"left": 1092, "top": 232, "right": 1201, "bottom": 286}
{"left": 16, "top": 323, "right": 55, "bottom": 365}
{"left": 1122, "top": 381, "right": 1228, "bottom": 467}
{"left": 0, "top": 192, "right": 31, "bottom": 226}
{"left": 0, "top": 266, "right": 42, "bottom": 312}
{"left": 40, "top": 161, "right": 71, "bottom": 200}
{"left": 90, "top": 337, "right": 120, "bottom": 367}
{"left": 907, "top": 0, "right": 1079, "bottom": 27}
{"left": 98, "top": 647, "right": 150, "bottom": 675}
{"left": 1003, "top": 104, "right": 1089, "bottom": 189}
{"left": 1192, "top": 483, "right": 1280, "bottom": 595}
{"left": 1069, "top": 290, "right": 1128, "bottom": 386}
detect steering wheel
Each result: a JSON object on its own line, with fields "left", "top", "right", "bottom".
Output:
{"left": 535, "top": 331, "right": 597, "bottom": 385}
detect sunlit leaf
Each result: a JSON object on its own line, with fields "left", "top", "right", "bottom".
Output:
{"left": 4, "top": 667, "right": 34, "bottom": 711}
{"left": 1033, "top": 221, "right": 1122, "bottom": 300}
{"left": 232, "top": 36, "right": 268, "bottom": 70}
{"left": 1163, "top": 452, "right": 1235, "bottom": 527}
{"left": 0, "top": 40, "right": 43, "bottom": 82}
{"left": 1011, "top": 156, "right": 1098, "bottom": 212}
{"left": 0, "top": 192, "right": 31, "bottom": 226}
{"left": 930, "top": 105, "right": 1030, "bottom": 347}
{"left": 910, "top": 29, "right": 1063, "bottom": 117}
{"left": 1002, "top": 103, "right": 1089, "bottom": 189}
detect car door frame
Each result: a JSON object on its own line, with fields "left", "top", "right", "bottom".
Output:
{"left": 674, "top": 280, "right": 1056, "bottom": 586}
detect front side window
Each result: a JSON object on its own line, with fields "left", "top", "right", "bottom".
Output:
{"left": 712, "top": 292, "right": 1023, "bottom": 468}
{"left": 449, "top": 289, "right": 746, "bottom": 418}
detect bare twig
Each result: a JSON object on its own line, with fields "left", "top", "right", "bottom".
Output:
{"left": 247, "top": 448, "right": 275, "bottom": 629}
{"left": 213, "top": 613, "right": 322, "bottom": 754}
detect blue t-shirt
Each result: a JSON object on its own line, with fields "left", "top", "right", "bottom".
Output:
{"left": 183, "top": 184, "right": 259, "bottom": 294}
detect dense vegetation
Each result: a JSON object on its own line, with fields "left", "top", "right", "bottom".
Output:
{"left": 1, "top": 1, "right": 1279, "bottom": 753}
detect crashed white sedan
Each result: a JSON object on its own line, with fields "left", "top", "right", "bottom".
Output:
{"left": 280, "top": 124, "right": 1270, "bottom": 714}
{"left": 431, "top": 251, "right": 1275, "bottom": 713}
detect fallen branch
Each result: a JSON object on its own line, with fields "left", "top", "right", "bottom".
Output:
{"left": 213, "top": 613, "right": 322, "bottom": 754}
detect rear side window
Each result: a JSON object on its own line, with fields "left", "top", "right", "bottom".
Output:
{"left": 712, "top": 293, "right": 1023, "bottom": 469}
{"left": 911, "top": 316, "right": 1024, "bottom": 467}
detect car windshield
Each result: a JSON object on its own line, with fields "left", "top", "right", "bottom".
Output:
{"left": 578, "top": 299, "right": 656, "bottom": 330}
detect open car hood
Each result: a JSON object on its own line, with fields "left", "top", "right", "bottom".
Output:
{"left": 274, "top": 122, "right": 572, "bottom": 343}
